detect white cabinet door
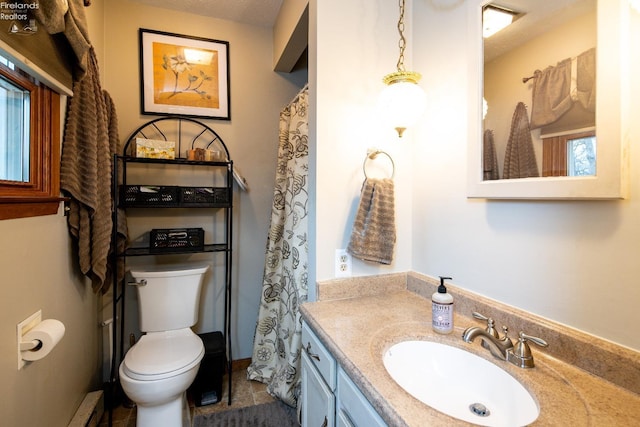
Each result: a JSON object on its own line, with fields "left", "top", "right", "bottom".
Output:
{"left": 336, "top": 409, "right": 355, "bottom": 427}
{"left": 301, "top": 350, "right": 335, "bottom": 427}
{"left": 337, "top": 367, "right": 387, "bottom": 427}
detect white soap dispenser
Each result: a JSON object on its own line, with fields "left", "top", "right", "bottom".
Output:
{"left": 432, "top": 276, "right": 454, "bottom": 334}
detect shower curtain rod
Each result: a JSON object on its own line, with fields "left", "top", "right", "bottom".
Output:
{"left": 288, "top": 83, "right": 309, "bottom": 105}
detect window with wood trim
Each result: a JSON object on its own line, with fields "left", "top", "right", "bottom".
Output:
{"left": 542, "top": 130, "right": 596, "bottom": 177}
{"left": 0, "top": 55, "right": 63, "bottom": 220}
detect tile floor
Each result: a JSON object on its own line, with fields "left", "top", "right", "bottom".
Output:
{"left": 99, "top": 364, "right": 277, "bottom": 427}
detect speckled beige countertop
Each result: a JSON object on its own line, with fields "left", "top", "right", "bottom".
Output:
{"left": 300, "top": 272, "right": 640, "bottom": 426}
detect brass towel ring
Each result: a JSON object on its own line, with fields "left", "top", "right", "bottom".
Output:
{"left": 363, "top": 149, "right": 395, "bottom": 180}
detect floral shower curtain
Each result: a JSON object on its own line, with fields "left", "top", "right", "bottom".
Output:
{"left": 247, "top": 85, "right": 309, "bottom": 407}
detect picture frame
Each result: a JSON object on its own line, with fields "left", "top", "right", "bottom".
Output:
{"left": 139, "top": 28, "right": 230, "bottom": 120}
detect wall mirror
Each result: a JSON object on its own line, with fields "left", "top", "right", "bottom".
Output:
{"left": 467, "top": 0, "right": 629, "bottom": 199}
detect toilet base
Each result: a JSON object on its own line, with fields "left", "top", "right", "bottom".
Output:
{"left": 135, "top": 392, "right": 191, "bottom": 427}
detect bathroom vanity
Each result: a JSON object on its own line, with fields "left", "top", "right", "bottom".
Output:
{"left": 300, "top": 272, "right": 640, "bottom": 426}
{"left": 301, "top": 321, "right": 387, "bottom": 427}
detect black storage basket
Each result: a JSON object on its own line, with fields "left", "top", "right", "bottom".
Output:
{"left": 149, "top": 228, "right": 204, "bottom": 253}
{"left": 180, "top": 187, "right": 230, "bottom": 207}
{"left": 120, "top": 185, "right": 179, "bottom": 207}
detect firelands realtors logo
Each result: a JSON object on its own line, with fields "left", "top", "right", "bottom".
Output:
{"left": 1, "top": 1, "right": 40, "bottom": 35}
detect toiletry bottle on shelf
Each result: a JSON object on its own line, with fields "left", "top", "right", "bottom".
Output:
{"left": 432, "top": 276, "right": 454, "bottom": 334}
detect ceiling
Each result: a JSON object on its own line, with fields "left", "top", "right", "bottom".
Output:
{"left": 131, "top": 1, "right": 594, "bottom": 61}
{"left": 484, "top": 0, "right": 596, "bottom": 62}
{"left": 130, "top": 0, "right": 284, "bottom": 27}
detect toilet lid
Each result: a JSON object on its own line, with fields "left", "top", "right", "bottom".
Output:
{"left": 122, "top": 330, "right": 204, "bottom": 380}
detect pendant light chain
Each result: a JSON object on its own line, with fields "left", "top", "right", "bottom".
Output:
{"left": 383, "top": 0, "right": 420, "bottom": 86}
{"left": 396, "top": 0, "right": 406, "bottom": 72}
{"left": 380, "top": 0, "right": 426, "bottom": 138}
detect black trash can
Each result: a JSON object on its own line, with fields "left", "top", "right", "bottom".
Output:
{"left": 190, "top": 331, "right": 226, "bottom": 406}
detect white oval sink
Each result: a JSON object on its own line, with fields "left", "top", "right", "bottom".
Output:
{"left": 383, "top": 340, "right": 539, "bottom": 426}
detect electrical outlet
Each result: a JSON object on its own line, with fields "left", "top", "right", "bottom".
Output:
{"left": 335, "top": 249, "right": 352, "bottom": 277}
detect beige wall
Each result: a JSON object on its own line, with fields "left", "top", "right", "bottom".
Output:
{"left": 310, "top": 0, "right": 416, "bottom": 295}
{"left": 0, "top": 3, "right": 109, "bottom": 426}
{"left": 0, "top": 213, "right": 102, "bottom": 426}
{"left": 102, "top": 0, "right": 307, "bottom": 359}
{"left": 273, "top": 0, "right": 308, "bottom": 71}
{"left": 410, "top": 0, "right": 640, "bottom": 350}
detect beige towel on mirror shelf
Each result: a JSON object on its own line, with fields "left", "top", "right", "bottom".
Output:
{"left": 347, "top": 178, "right": 396, "bottom": 265}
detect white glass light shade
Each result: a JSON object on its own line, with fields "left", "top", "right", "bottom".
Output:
{"left": 378, "top": 80, "right": 427, "bottom": 137}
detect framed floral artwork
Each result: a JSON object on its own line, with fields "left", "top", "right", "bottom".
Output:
{"left": 139, "top": 28, "right": 230, "bottom": 120}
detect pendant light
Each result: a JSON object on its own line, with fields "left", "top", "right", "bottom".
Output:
{"left": 379, "top": 0, "right": 426, "bottom": 138}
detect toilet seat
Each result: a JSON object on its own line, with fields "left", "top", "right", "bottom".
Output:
{"left": 122, "top": 329, "right": 204, "bottom": 381}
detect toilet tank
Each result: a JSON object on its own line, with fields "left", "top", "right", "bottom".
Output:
{"left": 130, "top": 265, "right": 209, "bottom": 332}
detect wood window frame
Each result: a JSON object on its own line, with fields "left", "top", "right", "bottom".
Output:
{"left": 542, "top": 130, "right": 596, "bottom": 177}
{"left": 0, "top": 62, "right": 65, "bottom": 220}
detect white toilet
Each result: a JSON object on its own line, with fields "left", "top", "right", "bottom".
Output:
{"left": 119, "top": 265, "right": 209, "bottom": 427}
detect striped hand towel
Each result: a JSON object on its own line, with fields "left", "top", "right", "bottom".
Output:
{"left": 347, "top": 178, "right": 396, "bottom": 265}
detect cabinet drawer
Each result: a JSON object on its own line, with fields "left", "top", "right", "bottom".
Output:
{"left": 302, "top": 322, "right": 337, "bottom": 391}
{"left": 337, "top": 367, "right": 387, "bottom": 427}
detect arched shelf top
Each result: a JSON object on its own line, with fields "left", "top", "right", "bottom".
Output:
{"left": 122, "top": 116, "right": 231, "bottom": 162}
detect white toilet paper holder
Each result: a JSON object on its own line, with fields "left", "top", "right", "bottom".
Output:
{"left": 19, "top": 339, "right": 43, "bottom": 352}
{"left": 17, "top": 310, "right": 65, "bottom": 369}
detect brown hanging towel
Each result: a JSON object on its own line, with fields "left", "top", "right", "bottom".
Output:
{"left": 503, "top": 102, "right": 540, "bottom": 179}
{"left": 347, "top": 178, "right": 396, "bottom": 265}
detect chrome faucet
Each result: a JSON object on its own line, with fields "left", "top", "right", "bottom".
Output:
{"left": 462, "top": 324, "right": 514, "bottom": 360}
{"left": 462, "top": 312, "right": 548, "bottom": 368}
{"left": 469, "top": 312, "right": 499, "bottom": 351}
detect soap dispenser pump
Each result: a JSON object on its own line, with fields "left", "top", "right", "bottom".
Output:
{"left": 432, "top": 276, "right": 454, "bottom": 334}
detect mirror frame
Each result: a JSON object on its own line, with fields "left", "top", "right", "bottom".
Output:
{"left": 467, "top": 0, "right": 630, "bottom": 200}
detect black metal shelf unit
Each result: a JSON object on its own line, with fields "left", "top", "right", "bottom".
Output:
{"left": 109, "top": 116, "right": 234, "bottom": 418}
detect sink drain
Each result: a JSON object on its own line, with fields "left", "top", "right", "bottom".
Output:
{"left": 469, "top": 402, "right": 491, "bottom": 417}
